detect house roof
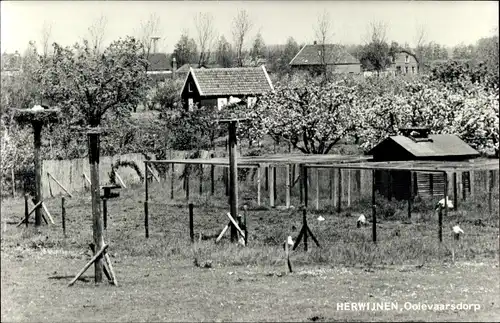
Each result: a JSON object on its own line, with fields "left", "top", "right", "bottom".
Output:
{"left": 147, "top": 53, "right": 170, "bottom": 71}
{"left": 183, "top": 66, "right": 274, "bottom": 96}
{"left": 289, "top": 44, "right": 360, "bottom": 66}
{"left": 176, "top": 63, "right": 197, "bottom": 74}
{"left": 368, "top": 134, "right": 480, "bottom": 159}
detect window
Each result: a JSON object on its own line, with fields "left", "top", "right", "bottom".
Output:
{"left": 188, "top": 98, "right": 194, "bottom": 111}
{"left": 412, "top": 66, "right": 415, "bottom": 74}
{"left": 217, "top": 98, "right": 228, "bottom": 110}
{"left": 396, "top": 66, "right": 401, "bottom": 73}
{"left": 405, "top": 55, "right": 409, "bottom": 63}
{"left": 247, "top": 96, "right": 257, "bottom": 107}
{"left": 188, "top": 83, "right": 193, "bottom": 92}
{"left": 405, "top": 66, "right": 409, "bottom": 74}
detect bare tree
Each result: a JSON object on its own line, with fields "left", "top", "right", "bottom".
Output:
{"left": 41, "top": 21, "right": 52, "bottom": 56}
{"left": 365, "top": 21, "right": 388, "bottom": 45}
{"left": 232, "top": 10, "right": 253, "bottom": 67}
{"left": 137, "top": 13, "right": 162, "bottom": 63}
{"left": 361, "top": 21, "right": 391, "bottom": 73}
{"left": 88, "top": 15, "right": 108, "bottom": 53}
{"left": 414, "top": 24, "right": 427, "bottom": 70}
{"left": 194, "top": 12, "right": 216, "bottom": 67}
{"left": 313, "top": 11, "right": 336, "bottom": 79}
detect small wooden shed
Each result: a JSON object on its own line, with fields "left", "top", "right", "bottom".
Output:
{"left": 367, "top": 128, "right": 480, "bottom": 200}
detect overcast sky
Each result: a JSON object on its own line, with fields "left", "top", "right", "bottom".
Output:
{"left": 1, "top": 1, "right": 498, "bottom": 54}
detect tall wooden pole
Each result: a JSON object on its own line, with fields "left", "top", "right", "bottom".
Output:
{"left": 228, "top": 121, "right": 238, "bottom": 242}
{"left": 33, "top": 122, "right": 43, "bottom": 227}
{"left": 170, "top": 163, "right": 175, "bottom": 200}
{"left": 189, "top": 203, "right": 194, "bottom": 243}
{"left": 11, "top": 167, "right": 15, "bottom": 197}
{"left": 303, "top": 165, "right": 309, "bottom": 208}
{"left": 145, "top": 161, "right": 149, "bottom": 238}
{"left": 88, "top": 131, "right": 104, "bottom": 284}
{"left": 372, "top": 170, "right": 377, "bottom": 243}
{"left": 441, "top": 172, "right": 448, "bottom": 243}
{"left": 285, "top": 165, "right": 291, "bottom": 208}
{"left": 62, "top": 196, "right": 66, "bottom": 237}
{"left": 24, "top": 194, "right": 29, "bottom": 228}
{"left": 257, "top": 166, "right": 261, "bottom": 206}
{"left": 269, "top": 165, "right": 275, "bottom": 207}
{"left": 337, "top": 168, "right": 342, "bottom": 213}
{"left": 453, "top": 172, "right": 458, "bottom": 211}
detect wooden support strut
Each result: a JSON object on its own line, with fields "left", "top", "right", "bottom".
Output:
{"left": 47, "top": 172, "right": 73, "bottom": 197}
{"left": 292, "top": 208, "right": 320, "bottom": 251}
{"left": 68, "top": 244, "right": 108, "bottom": 286}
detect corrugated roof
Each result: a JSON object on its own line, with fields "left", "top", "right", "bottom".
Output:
{"left": 188, "top": 66, "right": 274, "bottom": 96}
{"left": 289, "top": 44, "right": 360, "bottom": 66}
{"left": 368, "top": 134, "right": 480, "bottom": 159}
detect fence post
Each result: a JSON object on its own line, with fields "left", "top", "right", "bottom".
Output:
{"left": 170, "top": 163, "right": 175, "bottom": 200}
{"left": 315, "top": 168, "right": 320, "bottom": 210}
{"left": 273, "top": 166, "right": 277, "bottom": 202}
{"left": 243, "top": 204, "right": 248, "bottom": 246}
{"left": 285, "top": 165, "right": 291, "bottom": 208}
{"left": 337, "top": 168, "right": 342, "bottom": 213}
{"left": 488, "top": 170, "right": 494, "bottom": 217}
{"left": 24, "top": 194, "right": 29, "bottom": 228}
{"left": 11, "top": 167, "right": 15, "bottom": 197}
{"left": 189, "top": 203, "right": 194, "bottom": 243}
{"left": 199, "top": 165, "right": 203, "bottom": 197}
{"left": 257, "top": 166, "right": 261, "bottom": 206}
{"left": 210, "top": 164, "right": 215, "bottom": 196}
{"left": 269, "top": 165, "right": 275, "bottom": 207}
{"left": 62, "top": 197, "right": 66, "bottom": 237}
{"left": 186, "top": 164, "right": 190, "bottom": 201}
{"left": 145, "top": 161, "right": 149, "bottom": 239}
{"left": 102, "top": 198, "right": 108, "bottom": 230}
{"left": 453, "top": 172, "right": 458, "bottom": 211}
{"left": 372, "top": 170, "right": 376, "bottom": 243}
{"left": 303, "top": 165, "right": 309, "bottom": 208}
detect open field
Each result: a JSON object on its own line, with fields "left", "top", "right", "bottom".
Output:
{"left": 1, "top": 182, "right": 499, "bottom": 322}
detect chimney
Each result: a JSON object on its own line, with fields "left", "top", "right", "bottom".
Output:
{"left": 150, "top": 36, "right": 160, "bottom": 53}
{"left": 313, "top": 41, "right": 317, "bottom": 45}
{"left": 172, "top": 57, "right": 177, "bottom": 79}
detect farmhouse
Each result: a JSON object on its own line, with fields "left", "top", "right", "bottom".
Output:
{"left": 180, "top": 66, "right": 274, "bottom": 110}
{"left": 368, "top": 127, "right": 480, "bottom": 200}
{"left": 388, "top": 50, "right": 419, "bottom": 75}
{"left": 289, "top": 43, "right": 362, "bottom": 74}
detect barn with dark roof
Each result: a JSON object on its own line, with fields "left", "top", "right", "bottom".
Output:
{"left": 289, "top": 43, "right": 362, "bottom": 74}
{"left": 368, "top": 127, "right": 480, "bottom": 200}
{"left": 180, "top": 66, "right": 274, "bottom": 110}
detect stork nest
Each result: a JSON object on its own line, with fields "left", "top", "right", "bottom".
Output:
{"left": 13, "top": 108, "right": 61, "bottom": 125}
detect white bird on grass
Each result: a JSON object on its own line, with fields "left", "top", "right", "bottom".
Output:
{"left": 357, "top": 214, "right": 367, "bottom": 228}
{"left": 283, "top": 235, "right": 294, "bottom": 250}
{"left": 452, "top": 225, "right": 464, "bottom": 240}
{"left": 31, "top": 105, "right": 44, "bottom": 111}
{"left": 436, "top": 197, "right": 454, "bottom": 210}
{"left": 317, "top": 215, "right": 325, "bottom": 222}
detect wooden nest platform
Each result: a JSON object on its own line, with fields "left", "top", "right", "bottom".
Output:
{"left": 13, "top": 107, "right": 61, "bottom": 125}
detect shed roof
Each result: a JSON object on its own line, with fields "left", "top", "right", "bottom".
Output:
{"left": 289, "top": 44, "right": 360, "bottom": 66}
{"left": 184, "top": 66, "right": 274, "bottom": 96}
{"left": 147, "top": 53, "right": 170, "bottom": 71}
{"left": 367, "top": 134, "right": 480, "bottom": 159}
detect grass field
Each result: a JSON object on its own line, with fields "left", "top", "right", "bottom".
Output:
{"left": 1, "top": 181, "right": 499, "bottom": 322}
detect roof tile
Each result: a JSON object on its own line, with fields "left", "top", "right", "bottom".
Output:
{"left": 190, "top": 67, "right": 273, "bottom": 96}
{"left": 290, "top": 44, "right": 360, "bottom": 66}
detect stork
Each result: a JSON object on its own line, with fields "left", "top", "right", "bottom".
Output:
{"left": 357, "top": 214, "right": 367, "bottom": 228}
